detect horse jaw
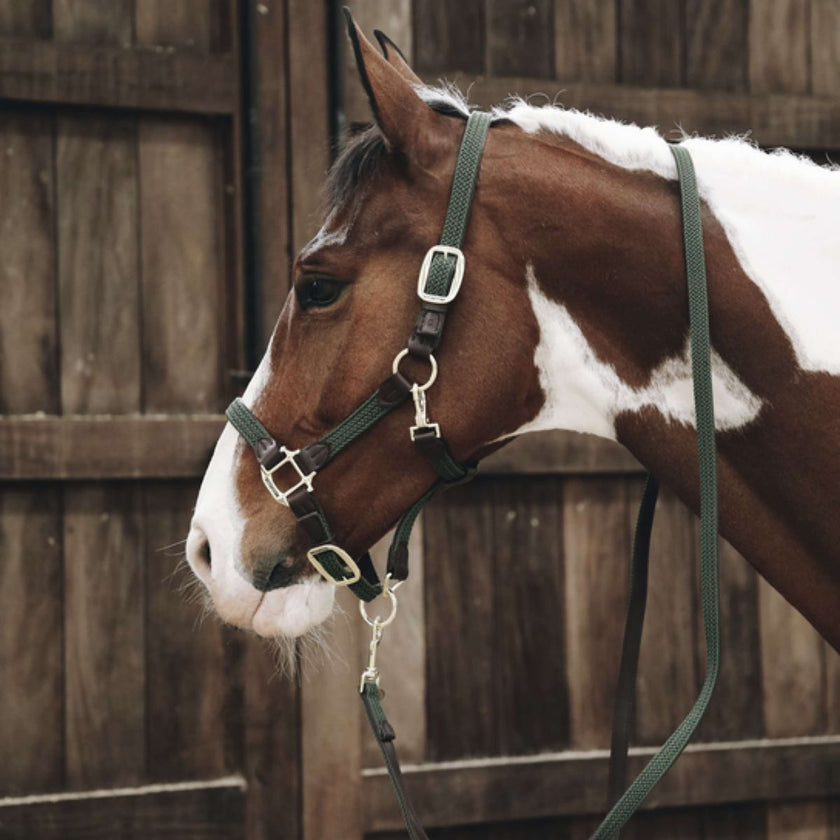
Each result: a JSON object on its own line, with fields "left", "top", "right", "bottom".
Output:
{"left": 186, "top": 347, "right": 336, "bottom": 639}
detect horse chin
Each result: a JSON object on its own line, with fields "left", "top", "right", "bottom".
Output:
{"left": 250, "top": 577, "right": 336, "bottom": 639}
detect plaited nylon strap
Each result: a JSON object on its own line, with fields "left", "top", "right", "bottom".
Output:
{"left": 226, "top": 397, "right": 273, "bottom": 449}
{"left": 589, "top": 144, "right": 721, "bottom": 839}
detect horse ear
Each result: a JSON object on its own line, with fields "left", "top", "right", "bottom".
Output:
{"left": 344, "top": 8, "right": 442, "bottom": 153}
{"left": 373, "top": 29, "right": 424, "bottom": 86}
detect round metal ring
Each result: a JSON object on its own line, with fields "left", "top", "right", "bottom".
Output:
{"left": 392, "top": 348, "right": 438, "bottom": 392}
{"left": 360, "top": 585, "right": 398, "bottom": 628}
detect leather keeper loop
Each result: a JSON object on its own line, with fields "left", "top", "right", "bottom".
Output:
{"left": 387, "top": 543, "right": 409, "bottom": 581}
{"left": 254, "top": 438, "right": 281, "bottom": 469}
{"left": 377, "top": 371, "right": 413, "bottom": 406}
{"left": 297, "top": 442, "right": 330, "bottom": 473}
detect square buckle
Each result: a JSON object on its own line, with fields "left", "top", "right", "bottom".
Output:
{"left": 417, "top": 245, "right": 465, "bottom": 305}
{"left": 307, "top": 544, "right": 362, "bottom": 586}
{"left": 260, "top": 446, "right": 315, "bottom": 506}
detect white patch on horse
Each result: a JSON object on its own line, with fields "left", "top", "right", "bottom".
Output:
{"left": 298, "top": 210, "right": 350, "bottom": 262}
{"left": 493, "top": 98, "right": 840, "bottom": 375}
{"left": 516, "top": 266, "right": 763, "bottom": 440}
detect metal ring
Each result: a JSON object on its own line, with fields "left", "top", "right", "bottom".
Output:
{"left": 359, "top": 585, "right": 398, "bottom": 628}
{"left": 392, "top": 348, "right": 438, "bottom": 392}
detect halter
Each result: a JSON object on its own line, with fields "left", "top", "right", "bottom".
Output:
{"left": 226, "top": 113, "right": 721, "bottom": 839}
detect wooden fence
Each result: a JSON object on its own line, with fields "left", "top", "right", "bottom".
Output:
{"left": 0, "top": 1, "right": 838, "bottom": 839}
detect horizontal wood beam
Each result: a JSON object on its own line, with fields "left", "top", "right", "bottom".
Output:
{"left": 347, "top": 76, "right": 840, "bottom": 149}
{"left": 0, "top": 777, "right": 246, "bottom": 839}
{"left": 0, "top": 415, "right": 225, "bottom": 480}
{"left": 362, "top": 735, "right": 840, "bottom": 831}
{"left": 0, "top": 39, "right": 236, "bottom": 115}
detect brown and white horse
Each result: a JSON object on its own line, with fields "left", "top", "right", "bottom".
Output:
{"left": 186, "top": 23, "right": 840, "bottom": 654}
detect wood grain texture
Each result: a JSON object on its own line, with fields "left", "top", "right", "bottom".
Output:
{"left": 424, "top": 482, "right": 497, "bottom": 760}
{"left": 144, "top": 481, "right": 239, "bottom": 780}
{"left": 491, "top": 477, "right": 569, "bottom": 755}
{"left": 488, "top": 0, "right": 554, "bottom": 77}
{"left": 554, "top": 0, "right": 617, "bottom": 83}
{"left": 748, "top": 0, "right": 810, "bottom": 95}
{"left": 412, "top": 0, "right": 485, "bottom": 74}
{"left": 135, "top": 0, "right": 223, "bottom": 51}
{"left": 767, "top": 801, "right": 830, "bottom": 840}
{"left": 64, "top": 483, "right": 145, "bottom": 788}
{"left": 362, "top": 736, "right": 840, "bottom": 831}
{"left": 0, "top": 39, "right": 236, "bottom": 114}
{"left": 139, "top": 117, "right": 224, "bottom": 412}
{"left": 634, "top": 487, "right": 699, "bottom": 745}
{"left": 0, "top": 112, "right": 57, "bottom": 415}
{"left": 0, "top": 0, "right": 50, "bottom": 37}
{"left": 0, "top": 780, "right": 246, "bottom": 840}
{"left": 685, "top": 0, "right": 748, "bottom": 91}
{"left": 619, "top": 0, "right": 684, "bottom": 86}
{"left": 0, "top": 415, "right": 223, "bottom": 480}
{"left": 812, "top": 0, "right": 840, "bottom": 96}
{"left": 0, "top": 488, "right": 63, "bottom": 795}
{"left": 562, "top": 477, "right": 629, "bottom": 748}
{"left": 56, "top": 116, "right": 140, "bottom": 415}
{"left": 52, "top": 0, "right": 132, "bottom": 45}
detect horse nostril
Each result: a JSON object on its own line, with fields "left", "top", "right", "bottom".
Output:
{"left": 253, "top": 554, "right": 296, "bottom": 592}
{"left": 200, "top": 538, "right": 211, "bottom": 570}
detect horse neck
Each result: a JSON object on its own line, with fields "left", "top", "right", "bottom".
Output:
{"left": 506, "top": 136, "right": 840, "bottom": 653}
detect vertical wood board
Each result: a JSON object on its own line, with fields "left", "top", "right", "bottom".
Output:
{"left": 554, "top": 0, "right": 618, "bottom": 83}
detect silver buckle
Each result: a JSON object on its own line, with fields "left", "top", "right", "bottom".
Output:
{"left": 260, "top": 447, "right": 315, "bottom": 506}
{"left": 307, "top": 544, "right": 362, "bottom": 586}
{"left": 417, "top": 245, "right": 465, "bottom": 304}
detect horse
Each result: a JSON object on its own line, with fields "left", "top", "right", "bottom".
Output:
{"left": 185, "top": 18, "right": 840, "bottom": 666}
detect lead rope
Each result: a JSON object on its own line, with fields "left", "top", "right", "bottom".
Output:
{"left": 365, "top": 143, "right": 721, "bottom": 840}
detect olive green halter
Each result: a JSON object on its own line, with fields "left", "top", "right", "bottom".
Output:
{"left": 227, "top": 113, "right": 720, "bottom": 839}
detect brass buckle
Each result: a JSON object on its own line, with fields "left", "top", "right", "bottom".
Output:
{"left": 260, "top": 446, "right": 315, "bottom": 506}
{"left": 306, "top": 544, "right": 362, "bottom": 586}
{"left": 417, "top": 245, "right": 465, "bottom": 304}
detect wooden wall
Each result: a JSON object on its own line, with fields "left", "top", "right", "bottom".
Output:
{"left": 1, "top": 2, "right": 839, "bottom": 840}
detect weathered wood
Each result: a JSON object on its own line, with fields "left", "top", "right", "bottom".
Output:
{"left": 64, "top": 483, "right": 146, "bottom": 788}
{"left": 0, "top": 488, "right": 63, "bottom": 795}
{"left": 767, "top": 801, "right": 830, "bottom": 840}
{"left": 491, "top": 477, "right": 569, "bottom": 755}
{"left": 748, "top": 0, "right": 809, "bottom": 95}
{"left": 0, "top": 778, "right": 246, "bottom": 840}
{"left": 484, "top": 431, "right": 641, "bottom": 474}
{"left": 0, "top": 0, "right": 51, "bottom": 37}
{"left": 562, "top": 477, "right": 629, "bottom": 748}
{"left": 346, "top": 74, "right": 840, "bottom": 149}
{"left": 53, "top": 0, "right": 133, "bottom": 45}
{"left": 135, "top": 0, "right": 223, "bottom": 51}
{"left": 362, "top": 735, "right": 840, "bottom": 831}
{"left": 812, "top": 0, "right": 840, "bottom": 97}
{"left": 56, "top": 116, "right": 140, "bottom": 414}
{"left": 424, "top": 482, "right": 497, "bottom": 760}
{"left": 0, "top": 415, "right": 223, "bottom": 479}
{"left": 144, "top": 481, "right": 239, "bottom": 780}
{"left": 412, "top": 0, "right": 485, "bottom": 75}
{"left": 554, "top": 0, "right": 617, "bottom": 83}
{"left": 488, "top": 0, "right": 554, "bottom": 78}
{"left": 685, "top": 0, "right": 748, "bottom": 91}
{"left": 0, "top": 112, "right": 57, "bottom": 415}
{"left": 0, "top": 38, "right": 236, "bottom": 114}
{"left": 139, "top": 117, "right": 225, "bottom": 411}
{"left": 619, "top": 0, "right": 683, "bottom": 86}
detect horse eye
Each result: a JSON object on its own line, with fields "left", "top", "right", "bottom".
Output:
{"left": 296, "top": 277, "right": 344, "bottom": 310}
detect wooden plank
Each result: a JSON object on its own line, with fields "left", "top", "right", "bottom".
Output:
{"left": 0, "top": 0, "right": 51, "bottom": 37}
{"left": 144, "top": 481, "right": 240, "bottom": 780}
{"left": 812, "top": 0, "right": 840, "bottom": 97}
{"left": 0, "top": 415, "right": 223, "bottom": 479}
{"left": 748, "top": 0, "right": 809, "bottom": 95}
{"left": 135, "top": 0, "right": 222, "bottom": 51}
{"left": 362, "top": 735, "right": 840, "bottom": 831}
{"left": 64, "top": 483, "right": 146, "bottom": 788}
{"left": 0, "top": 778, "right": 246, "bottom": 840}
{"left": 424, "top": 482, "right": 497, "bottom": 760}
{"left": 0, "top": 488, "right": 63, "bottom": 795}
{"left": 56, "top": 115, "right": 140, "bottom": 414}
{"left": 139, "top": 117, "right": 225, "bottom": 411}
{"left": 488, "top": 0, "right": 554, "bottom": 78}
{"left": 0, "top": 38, "right": 236, "bottom": 114}
{"left": 0, "top": 112, "right": 57, "bottom": 415}
{"left": 362, "top": 523, "right": 427, "bottom": 767}
{"left": 412, "top": 0, "right": 485, "bottom": 75}
{"left": 491, "top": 477, "right": 569, "bottom": 755}
{"left": 484, "top": 431, "right": 641, "bottom": 474}
{"left": 685, "top": 0, "right": 748, "bottom": 91}
{"left": 619, "top": 0, "right": 683, "bottom": 87}
{"left": 52, "top": 0, "right": 133, "bottom": 45}
{"left": 554, "top": 0, "right": 617, "bottom": 83}
{"left": 562, "top": 478, "right": 629, "bottom": 748}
